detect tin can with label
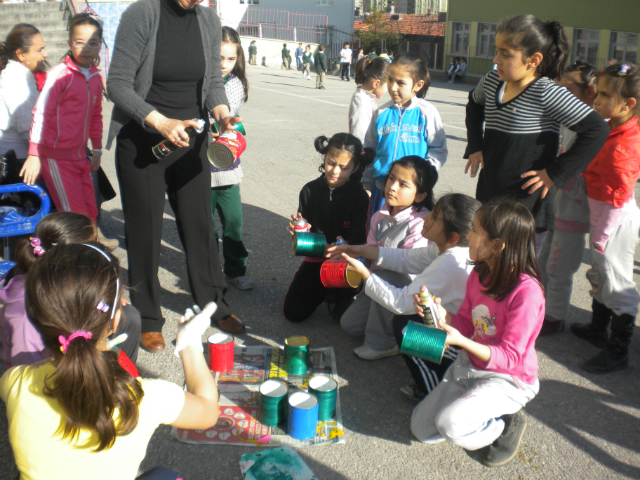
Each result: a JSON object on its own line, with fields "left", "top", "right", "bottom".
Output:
{"left": 207, "top": 129, "right": 247, "bottom": 170}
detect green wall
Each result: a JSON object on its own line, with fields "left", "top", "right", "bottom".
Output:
{"left": 449, "top": 0, "right": 640, "bottom": 32}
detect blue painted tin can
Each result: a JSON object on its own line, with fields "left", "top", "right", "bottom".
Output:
{"left": 287, "top": 392, "right": 319, "bottom": 440}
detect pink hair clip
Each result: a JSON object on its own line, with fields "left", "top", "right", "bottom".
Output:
{"left": 59, "top": 331, "right": 93, "bottom": 353}
{"left": 96, "top": 301, "right": 110, "bottom": 313}
{"left": 29, "top": 237, "right": 45, "bottom": 257}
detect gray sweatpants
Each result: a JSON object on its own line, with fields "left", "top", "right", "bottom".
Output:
{"left": 340, "top": 270, "right": 411, "bottom": 351}
{"left": 411, "top": 353, "right": 538, "bottom": 450}
{"left": 539, "top": 229, "right": 586, "bottom": 320}
{"left": 586, "top": 216, "right": 640, "bottom": 316}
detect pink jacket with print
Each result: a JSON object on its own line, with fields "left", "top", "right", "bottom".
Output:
{"left": 28, "top": 56, "right": 103, "bottom": 160}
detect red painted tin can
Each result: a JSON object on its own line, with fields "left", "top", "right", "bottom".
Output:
{"left": 320, "top": 260, "right": 363, "bottom": 288}
{"left": 208, "top": 333, "right": 235, "bottom": 372}
{"left": 207, "top": 129, "right": 247, "bottom": 170}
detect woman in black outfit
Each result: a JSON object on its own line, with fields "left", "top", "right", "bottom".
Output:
{"left": 107, "top": 0, "right": 244, "bottom": 353}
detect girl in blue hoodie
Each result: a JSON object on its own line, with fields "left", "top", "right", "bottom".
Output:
{"left": 363, "top": 52, "right": 448, "bottom": 215}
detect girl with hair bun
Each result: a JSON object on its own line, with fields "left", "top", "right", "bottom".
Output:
{"left": 464, "top": 14, "right": 610, "bottom": 254}
{"left": 349, "top": 57, "right": 390, "bottom": 143}
{"left": 283, "top": 133, "right": 374, "bottom": 322}
{"left": 0, "top": 243, "right": 220, "bottom": 480}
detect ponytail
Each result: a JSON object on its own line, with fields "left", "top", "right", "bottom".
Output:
{"left": 14, "top": 212, "right": 96, "bottom": 274}
{"left": 355, "top": 57, "right": 390, "bottom": 86}
{"left": 497, "top": 15, "right": 569, "bottom": 80}
{"left": 314, "top": 133, "right": 374, "bottom": 173}
{"left": 25, "top": 243, "right": 143, "bottom": 452}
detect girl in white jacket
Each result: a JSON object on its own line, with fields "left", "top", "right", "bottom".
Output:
{"left": 348, "top": 57, "right": 390, "bottom": 144}
{"left": 328, "top": 193, "right": 481, "bottom": 399}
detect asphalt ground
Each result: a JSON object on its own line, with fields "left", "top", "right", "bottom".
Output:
{"left": 1, "top": 65, "right": 640, "bottom": 479}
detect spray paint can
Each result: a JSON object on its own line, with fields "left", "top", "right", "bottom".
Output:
{"left": 418, "top": 288, "right": 439, "bottom": 328}
{"left": 292, "top": 216, "right": 310, "bottom": 233}
{"left": 335, "top": 237, "right": 347, "bottom": 247}
{"left": 151, "top": 119, "right": 205, "bottom": 160}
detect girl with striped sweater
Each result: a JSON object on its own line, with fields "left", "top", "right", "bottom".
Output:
{"left": 464, "top": 15, "right": 609, "bottom": 253}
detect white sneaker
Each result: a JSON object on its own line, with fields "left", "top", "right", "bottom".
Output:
{"left": 354, "top": 344, "right": 399, "bottom": 360}
{"left": 308, "top": 76, "right": 311, "bottom": 80}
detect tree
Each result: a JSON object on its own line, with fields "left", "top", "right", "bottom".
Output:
{"left": 355, "top": 7, "right": 402, "bottom": 54}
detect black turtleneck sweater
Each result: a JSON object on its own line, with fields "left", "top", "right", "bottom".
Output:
{"left": 145, "top": 0, "right": 205, "bottom": 119}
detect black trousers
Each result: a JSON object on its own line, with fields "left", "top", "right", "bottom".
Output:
{"left": 116, "top": 120, "right": 230, "bottom": 333}
{"left": 392, "top": 313, "right": 458, "bottom": 395}
{"left": 283, "top": 261, "right": 354, "bottom": 322}
{"left": 113, "top": 304, "right": 142, "bottom": 364}
{"left": 340, "top": 62, "right": 350, "bottom": 80}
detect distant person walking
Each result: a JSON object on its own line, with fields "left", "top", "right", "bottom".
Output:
{"left": 340, "top": 42, "right": 352, "bottom": 81}
{"left": 295, "top": 43, "right": 303, "bottom": 71}
{"left": 314, "top": 44, "right": 327, "bottom": 90}
{"left": 281, "top": 43, "right": 292, "bottom": 70}
{"left": 248, "top": 40, "right": 257, "bottom": 65}
{"left": 301, "top": 45, "right": 312, "bottom": 81}
{"left": 368, "top": 48, "right": 377, "bottom": 60}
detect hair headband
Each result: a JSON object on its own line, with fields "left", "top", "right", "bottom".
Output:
{"left": 82, "top": 243, "right": 120, "bottom": 321}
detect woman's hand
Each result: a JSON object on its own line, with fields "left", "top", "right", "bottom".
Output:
{"left": 341, "top": 253, "right": 370, "bottom": 281}
{"left": 464, "top": 151, "right": 483, "bottom": 178}
{"left": 145, "top": 110, "right": 200, "bottom": 148}
{"left": 521, "top": 169, "right": 555, "bottom": 198}
{"left": 90, "top": 151, "right": 101, "bottom": 172}
{"left": 218, "top": 116, "right": 243, "bottom": 133}
{"left": 20, "top": 155, "right": 41, "bottom": 185}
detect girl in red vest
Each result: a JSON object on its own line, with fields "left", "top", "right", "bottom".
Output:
{"left": 574, "top": 63, "right": 640, "bottom": 373}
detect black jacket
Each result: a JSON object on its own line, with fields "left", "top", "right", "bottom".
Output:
{"left": 298, "top": 174, "right": 369, "bottom": 245}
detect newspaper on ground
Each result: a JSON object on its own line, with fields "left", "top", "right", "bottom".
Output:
{"left": 239, "top": 446, "right": 319, "bottom": 480}
{"left": 171, "top": 345, "right": 344, "bottom": 447}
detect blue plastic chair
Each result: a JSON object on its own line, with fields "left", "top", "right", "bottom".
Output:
{"left": 0, "top": 183, "right": 51, "bottom": 261}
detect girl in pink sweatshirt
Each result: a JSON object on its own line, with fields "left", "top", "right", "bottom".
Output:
{"left": 410, "top": 199, "right": 544, "bottom": 468}
{"left": 21, "top": 14, "right": 103, "bottom": 223}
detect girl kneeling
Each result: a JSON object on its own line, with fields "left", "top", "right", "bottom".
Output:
{"left": 411, "top": 200, "right": 544, "bottom": 468}
{"left": 0, "top": 243, "right": 219, "bottom": 480}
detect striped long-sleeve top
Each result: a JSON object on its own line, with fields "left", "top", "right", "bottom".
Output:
{"left": 464, "top": 70, "right": 609, "bottom": 229}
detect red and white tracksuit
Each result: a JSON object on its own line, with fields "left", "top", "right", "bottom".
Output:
{"left": 28, "top": 56, "right": 103, "bottom": 222}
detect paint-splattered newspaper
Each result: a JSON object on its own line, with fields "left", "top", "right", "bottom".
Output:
{"left": 171, "top": 345, "right": 344, "bottom": 447}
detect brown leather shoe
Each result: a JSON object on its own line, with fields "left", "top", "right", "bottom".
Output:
{"left": 216, "top": 315, "right": 245, "bottom": 333}
{"left": 140, "top": 332, "right": 165, "bottom": 352}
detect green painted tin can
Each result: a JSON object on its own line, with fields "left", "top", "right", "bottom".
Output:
{"left": 292, "top": 232, "right": 326, "bottom": 257}
{"left": 308, "top": 375, "right": 338, "bottom": 421}
{"left": 259, "top": 379, "right": 289, "bottom": 427}
{"left": 400, "top": 321, "right": 447, "bottom": 364}
{"left": 284, "top": 336, "right": 310, "bottom": 375}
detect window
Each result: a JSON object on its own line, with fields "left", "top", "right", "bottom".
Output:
{"left": 610, "top": 31, "right": 638, "bottom": 64}
{"left": 451, "top": 21, "right": 470, "bottom": 55}
{"left": 315, "top": 0, "right": 334, "bottom": 5}
{"left": 572, "top": 28, "right": 600, "bottom": 65}
{"left": 476, "top": 23, "right": 496, "bottom": 58}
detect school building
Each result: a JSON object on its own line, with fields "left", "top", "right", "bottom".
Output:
{"left": 445, "top": 0, "right": 640, "bottom": 76}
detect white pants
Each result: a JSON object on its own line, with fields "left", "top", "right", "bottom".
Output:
{"left": 586, "top": 216, "right": 640, "bottom": 316}
{"left": 411, "top": 353, "right": 538, "bottom": 450}
{"left": 340, "top": 270, "right": 411, "bottom": 351}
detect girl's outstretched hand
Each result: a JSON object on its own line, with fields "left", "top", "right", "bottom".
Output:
{"left": 20, "top": 155, "right": 41, "bottom": 185}
{"left": 464, "top": 151, "right": 483, "bottom": 178}
{"left": 521, "top": 169, "right": 555, "bottom": 198}
{"left": 326, "top": 243, "right": 362, "bottom": 260}
{"left": 174, "top": 302, "right": 218, "bottom": 357}
{"left": 218, "top": 116, "right": 243, "bottom": 133}
{"left": 341, "top": 253, "right": 370, "bottom": 281}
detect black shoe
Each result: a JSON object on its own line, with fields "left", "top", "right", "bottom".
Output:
{"left": 481, "top": 411, "right": 527, "bottom": 467}
{"left": 326, "top": 291, "right": 355, "bottom": 322}
{"left": 320, "top": 86, "right": 326, "bottom": 90}
{"left": 539, "top": 316, "right": 565, "bottom": 336}
{"left": 583, "top": 346, "right": 628, "bottom": 373}
{"left": 571, "top": 322, "right": 609, "bottom": 348}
